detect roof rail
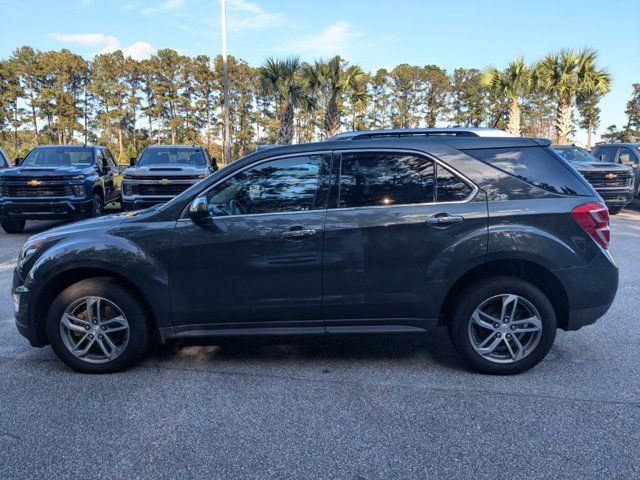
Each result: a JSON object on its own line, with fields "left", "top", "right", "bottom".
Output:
{"left": 327, "top": 128, "right": 514, "bottom": 141}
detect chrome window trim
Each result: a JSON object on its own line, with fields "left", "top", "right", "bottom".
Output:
{"left": 331, "top": 148, "right": 479, "bottom": 211}
{"left": 178, "top": 148, "right": 479, "bottom": 220}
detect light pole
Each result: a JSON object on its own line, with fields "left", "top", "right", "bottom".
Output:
{"left": 220, "top": 0, "right": 231, "bottom": 164}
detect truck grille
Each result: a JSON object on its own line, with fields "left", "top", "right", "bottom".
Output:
{"left": 582, "top": 171, "right": 633, "bottom": 188}
{"left": 132, "top": 183, "right": 192, "bottom": 196}
{"left": 1, "top": 178, "right": 73, "bottom": 197}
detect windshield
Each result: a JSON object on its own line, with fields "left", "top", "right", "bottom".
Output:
{"left": 21, "top": 147, "right": 94, "bottom": 167}
{"left": 138, "top": 148, "right": 206, "bottom": 167}
{"left": 553, "top": 146, "right": 597, "bottom": 163}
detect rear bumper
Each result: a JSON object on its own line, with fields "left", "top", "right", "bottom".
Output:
{"left": 0, "top": 198, "right": 92, "bottom": 220}
{"left": 554, "top": 250, "right": 618, "bottom": 331}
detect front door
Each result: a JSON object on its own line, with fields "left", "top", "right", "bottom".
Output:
{"left": 322, "top": 150, "right": 487, "bottom": 332}
{"left": 169, "top": 153, "right": 331, "bottom": 335}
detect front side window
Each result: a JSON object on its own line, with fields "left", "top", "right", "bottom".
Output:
{"left": 617, "top": 147, "right": 638, "bottom": 166}
{"left": 339, "top": 153, "right": 435, "bottom": 207}
{"left": 206, "top": 155, "right": 324, "bottom": 216}
{"left": 21, "top": 147, "right": 94, "bottom": 167}
{"left": 138, "top": 147, "right": 207, "bottom": 167}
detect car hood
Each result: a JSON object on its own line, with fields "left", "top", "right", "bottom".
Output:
{"left": 0, "top": 165, "right": 97, "bottom": 178}
{"left": 571, "top": 161, "right": 633, "bottom": 173}
{"left": 124, "top": 165, "right": 208, "bottom": 178}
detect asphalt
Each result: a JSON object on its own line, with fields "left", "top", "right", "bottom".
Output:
{"left": 0, "top": 213, "right": 639, "bottom": 479}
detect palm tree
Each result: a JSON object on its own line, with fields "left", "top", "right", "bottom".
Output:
{"left": 303, "top": 56, "right": 367, "bottom": 138}
{"left": 259, "top": 57, "right": 307, "bottom": 145}
{"left": 534, "top": 48, "right": 611, "bottom": 144}
{"left": 481, "top": 58, "right": 532, "bottom": 136}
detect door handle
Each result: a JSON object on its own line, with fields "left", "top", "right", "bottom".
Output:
{"left": 281, "top": 228, "right": 317, "bottom": 240}
{"left": 426, "top": 214, "right": 464, "bottom": 227}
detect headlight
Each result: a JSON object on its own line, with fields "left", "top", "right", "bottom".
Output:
{"left": 19, "top": 239, "right": 43, "bottom": 263}
{"left": 124, "top": 174, "right": 135, "bottom": 180}
{"left": 124, "top": 184, "right": 133, "bottom": 195}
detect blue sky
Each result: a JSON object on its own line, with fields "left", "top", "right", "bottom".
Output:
{"left": 1, "top": 0, "right": 639, "bottom": 143}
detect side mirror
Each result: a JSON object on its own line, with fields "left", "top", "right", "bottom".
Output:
{"left": 129, "top": 157, "right": 136, "bottom": 167}
{"left": 188, "top": 196, "right": 209, "bottom": 221}
{"left": 15, "top": 157, "right": 23, "bottom": 166}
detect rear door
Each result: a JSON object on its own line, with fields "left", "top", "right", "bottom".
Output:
{"left": 321, "top": 149, "right": 488, "bottom": 332}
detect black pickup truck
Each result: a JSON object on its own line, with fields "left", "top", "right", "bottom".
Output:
{"left": 122, "top": 145, "right": 217, "bottom": 211}
{"left": 0, "top": 145, "right": 122, "bottom": 233}
{"left": 552, "top": 145, "right": 634, "bottom": 214}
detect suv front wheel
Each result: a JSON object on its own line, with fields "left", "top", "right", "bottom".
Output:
{"left": 448, "top": 276, "right": 556, "bottom": 375}
{"left": 46, "top": 277, "right": 152, "bottom": 373}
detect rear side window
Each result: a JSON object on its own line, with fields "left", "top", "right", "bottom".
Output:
{"left": 337, "top": 152, "right": 473, "bottom": 207}
{"left": 339, "top": 153, "right": 435, "bottom": 207}
{"left": 462, "top": 146, "right": 589, "bottom": 196}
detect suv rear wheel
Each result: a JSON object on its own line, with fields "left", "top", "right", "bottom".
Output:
{"left": 0, "top": 217, "right": 26, "bottom": 234}
{"left": 46, "top": 277, "right": 152, "bottom": 373}
{"left": 448, "top": 276, "right": 556, "bottom": 375}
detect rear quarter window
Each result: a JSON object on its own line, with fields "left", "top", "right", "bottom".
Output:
{"left": 462, "top": 146, "right": 591, "bottom": 196}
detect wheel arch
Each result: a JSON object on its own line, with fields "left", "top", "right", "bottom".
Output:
{"left": 439, "top": 259, "right": 570, "bottom": 330}
{"left": 30, "top": 267, "right": 160, "bottom": 347}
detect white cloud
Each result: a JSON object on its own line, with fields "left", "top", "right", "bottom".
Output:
{"left": 282, "top": 21, "right": 363, "bottom": 58}
{"left": 51, "top": 33, "right": 120, "bottom": 50}
{"left": 228, "top": 0, "right": 284, "bottom": 30}
{"left": 50, "top": 33, "right": 155, "bottom": 60}
{"left": 142, "top": 0, "right": 185, "bottom": 15}
{"left": 120, "top": 41, "right": 155, "bottom": 60}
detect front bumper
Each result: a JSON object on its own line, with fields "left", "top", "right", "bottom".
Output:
{"left": 12, "top": 268, "right": 44, "bottom": 347}
{"left": 596, "top": 188, "right": 635, "bottom": 208}
{"left": 0, "top": 197, "right": 93, "bottom": 220}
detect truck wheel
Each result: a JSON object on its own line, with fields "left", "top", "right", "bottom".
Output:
{"left": 608, "top": 207, "right": 622, "bottom": 215}
{"left": 0, "top": 217, "right": 26, "bottom": 234}
{"left": 448, "top": 276, "right": 556, "bottom": 375}
{"left": 46, "top": 277, "right": 152, "bottom": 373}
{"left": 90, "top": 194, "right": 103, "bottom": 217}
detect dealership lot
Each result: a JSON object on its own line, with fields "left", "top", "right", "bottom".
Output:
{"left": 0, "top": 212, "right": 639, "bottom": 479}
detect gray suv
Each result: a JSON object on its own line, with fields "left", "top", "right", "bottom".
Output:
{"left": 13, "top": 128, "right": 618, "bottom": 375}
{"left": 122, "top": 145, "right": 217, "bottom": 211}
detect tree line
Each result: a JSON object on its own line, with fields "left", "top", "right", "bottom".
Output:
{"left": 1, "top": 45, "right": 638, "bottom": 165}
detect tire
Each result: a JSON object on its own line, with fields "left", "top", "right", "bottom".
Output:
{"left": 447, "top": 276, "right": 556, "bottom": 375}
{"left": 1, "top": 217, "right": 26, "bottom": 233}
{"left": 608, "top": 207, "right": 622, "bottom": 215}
{"left": 90, "top": 193, "right": 103, "bottom": 218}
{"left": 46, "top": 277, "right": 152, "bottom": 373}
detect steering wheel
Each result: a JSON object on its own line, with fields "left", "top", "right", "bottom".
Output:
{"left": 229, "top": 199, "right": 246, "bottom": 215}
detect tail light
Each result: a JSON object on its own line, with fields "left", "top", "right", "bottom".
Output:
{"left": 572, "top": 202, "right": 610, "bottom": 249}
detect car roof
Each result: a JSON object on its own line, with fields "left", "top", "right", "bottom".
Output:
{"left": 594, "top": 143, "right": 640, "bottom": 147}
{"left": 35, "top": 145, "right": 104, "bottom": 149}
{"left": 328, "top": 127, "right": 515, "bottom": 141}
{"left": 145, "top": 144, "right": 203, "bottom": 149}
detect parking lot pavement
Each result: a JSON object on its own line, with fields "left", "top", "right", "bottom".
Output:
{"left": 0, "top": 216, "right": 639, "bottom": 480}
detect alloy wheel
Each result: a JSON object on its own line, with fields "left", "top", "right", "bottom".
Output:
{"left": 468, "top": 294, "right": 543, "bottom": 364}
{"left": 59, "top": 296, "right": 130, "bottom": 364}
